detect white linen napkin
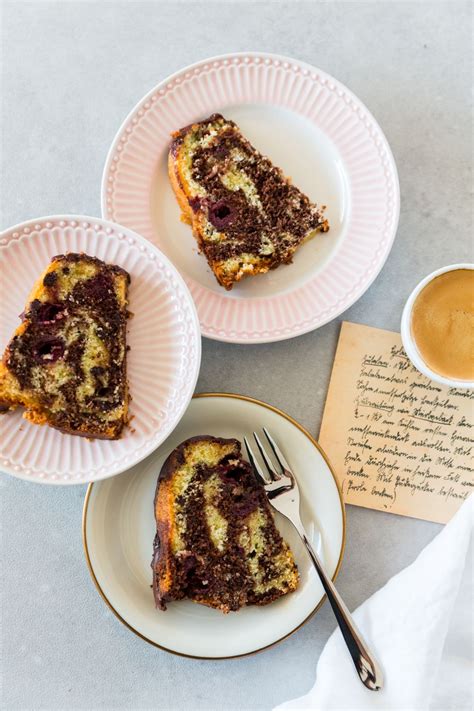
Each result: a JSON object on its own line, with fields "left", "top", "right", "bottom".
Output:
{"left": 276, "top": 497, "right": 473, "bottom": 711}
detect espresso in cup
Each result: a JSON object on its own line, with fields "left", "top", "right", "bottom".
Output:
{"left": 410, "top": 268, "right": 474, "bottom": 381}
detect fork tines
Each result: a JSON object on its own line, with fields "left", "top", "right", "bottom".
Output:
{"left": 244, "top": 429, "right": 292, "bottom": 487}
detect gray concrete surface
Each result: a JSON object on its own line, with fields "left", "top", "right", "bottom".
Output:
{"left": 1, "top": 1, "right": 472, "bottom": 709}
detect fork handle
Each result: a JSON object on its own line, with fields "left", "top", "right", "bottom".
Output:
{"left": 299, "top": 530, "right": 383, "bottom": 691}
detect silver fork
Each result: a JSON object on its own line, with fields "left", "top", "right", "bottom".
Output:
{"left": 244, "top": 428, "right": 383, "bottom": 692}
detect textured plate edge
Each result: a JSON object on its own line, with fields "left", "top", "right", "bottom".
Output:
{"left": 100, "top": 50, "right": 401, "bottom": 345}
{"left": 82, "top": 391, "right": 347, "bottom": 659}
{"left": 0, "top": 214, "right": 202, "bottom": 485}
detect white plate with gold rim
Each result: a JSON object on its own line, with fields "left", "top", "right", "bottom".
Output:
{"left": 83, "top": 393, "right": 345, "bottom": 658}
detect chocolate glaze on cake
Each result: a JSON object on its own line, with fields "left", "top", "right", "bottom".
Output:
{"left": 152, "top": 436, "right": 299, "bottom": 613}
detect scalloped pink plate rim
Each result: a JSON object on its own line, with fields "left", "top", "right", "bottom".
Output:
{"left": 102, "top": 52, "right": 400, "bottom": 344}
{"left": 0, "top": 215, "right": 202, "bottom": 485}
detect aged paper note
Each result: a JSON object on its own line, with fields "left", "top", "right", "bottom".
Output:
{"left": 319, "top": 322, "right": 473, "bottom": 523}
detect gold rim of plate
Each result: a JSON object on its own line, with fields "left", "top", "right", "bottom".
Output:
{"left": 82, "top": 391, "right": 347, "bottom": 660}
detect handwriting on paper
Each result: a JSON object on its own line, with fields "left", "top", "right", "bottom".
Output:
{"left": 319, "top": 322, "right": 473, "bottom": 523}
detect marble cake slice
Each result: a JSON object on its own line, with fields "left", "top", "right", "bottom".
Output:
{"left": 152, "top": 435, "right": 299, "bottom": 613}
{"left": 168, "top": 113, "right": 329, "bottom": 290}
{"left": 0, "top": 253, "right": 130, "bottom": 439}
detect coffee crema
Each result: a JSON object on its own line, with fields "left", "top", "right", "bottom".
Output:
{"left": 411, "top": 269, "right": 474, "bottom": 381}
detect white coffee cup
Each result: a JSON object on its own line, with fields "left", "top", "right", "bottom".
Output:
{"left": 401, "top": 263, "right": 474, "bottom": 389}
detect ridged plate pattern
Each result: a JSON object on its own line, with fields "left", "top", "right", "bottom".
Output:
{"left": 0, "top": 216, "right": 201, "bottom": 484}
{"left": 102, "top": 52, "right": 400, "bottom": 343}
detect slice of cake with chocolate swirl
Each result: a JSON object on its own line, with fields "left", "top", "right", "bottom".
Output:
{"left": 0, "top": 254, "right": 130, "bottom": 439}
{"left": 169, "top": 113, "right": 329, "bottom": 290}
{"left": 152, "top": 436, "right": 299, "bottom": 613}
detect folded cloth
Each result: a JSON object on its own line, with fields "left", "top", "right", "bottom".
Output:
{"left": 276, "top": 497, "right": 473, "bottom": 711}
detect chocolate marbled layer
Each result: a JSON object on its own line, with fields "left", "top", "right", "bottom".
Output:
{"left": 4, "top": 254, "right": 130, "bottom": 437}
{"left": 152, "top": 436, "right": 298, "bottom": 612}
{"left": 171, "top": 114, "right": 329, "bottom": 265}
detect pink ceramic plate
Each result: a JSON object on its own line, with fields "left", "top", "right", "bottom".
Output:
{"left": 102, "top": 52, "right": 399, "bottom": 344}
{"left": 0, "top": 216, "right": 201, "bottom": 484}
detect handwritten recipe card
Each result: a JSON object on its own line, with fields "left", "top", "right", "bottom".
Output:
{"left": 319, "top": 322, "right": 473, "bottom": 523}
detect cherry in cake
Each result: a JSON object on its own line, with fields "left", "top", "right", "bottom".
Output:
{"left": 0, "top": 253, "right": 130, "bottom": 439}
{"left": 152, "top": 436, "right": 299, "bottom": 613}
{"left": 168, "top": 114, "right": 329, "bottom": 290}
